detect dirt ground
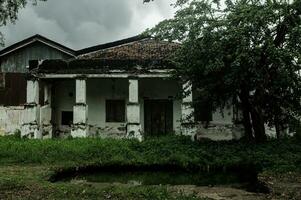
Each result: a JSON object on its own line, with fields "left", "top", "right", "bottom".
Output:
{"left": 0, "top": 166, "right": 301, "bottom": 200}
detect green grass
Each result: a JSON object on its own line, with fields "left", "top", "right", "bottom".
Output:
{"left": 0, "top": 135, "right": 300, "bottom": 172}
{"left": 0, "top": 136, "right": 300, "bottom": 199}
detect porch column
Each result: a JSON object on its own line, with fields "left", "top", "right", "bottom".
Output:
{"left": 181, "top": 81, "right": 196, "bottom": 136}
{"left": 21, "top": 79, "right": 41, "bottom": 139}
{"left": 126, "top": 78, "right": 142, "bottom": 141}
{"left": 40, "top": 83, "right": 53, "bottom": 139}
{"left": 71, "top": 78, "right": 89, "bottom": 137}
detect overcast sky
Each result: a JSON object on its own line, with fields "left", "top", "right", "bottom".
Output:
{"left": 0, "top": 0, "right": 176, "bottom": 50}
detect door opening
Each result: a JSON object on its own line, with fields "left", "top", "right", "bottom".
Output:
{"left": 144, "top": 99, "right": 173, "bottom": 136}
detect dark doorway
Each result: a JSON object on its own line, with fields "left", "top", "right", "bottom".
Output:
{"left": 61, "top": 111, "right": 73, "bottom": 126}
{"left": 144, "top": 100, "right": 173, "bottom": 136}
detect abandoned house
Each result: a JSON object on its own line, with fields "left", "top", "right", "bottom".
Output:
{"left": 0, "top": 34, "right": 240, "bottom": 140}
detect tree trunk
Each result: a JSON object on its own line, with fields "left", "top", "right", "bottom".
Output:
{"left": 241, "top": 102, "right": 254, "bottom": 141}
{"left": 275, "top": 121, "right": 281, "bottom": 139}
{"left": 274, "top": 116, "right": 285, "bottom": 139}
{"left": 239, "top": 88, "right": 254, "bottom": 141}
{"left": 250, "top": 107, "right": 267, "bottom": 143}
{"left": 240, "top": 86, "right": 267, "bottom": 143}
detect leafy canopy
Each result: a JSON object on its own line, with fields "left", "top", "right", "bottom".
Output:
{"left": 148, "top": 0, "right": 301, "bottom": 140}
{"left": 0, "top": 0, "right": 46, "bottom": 46}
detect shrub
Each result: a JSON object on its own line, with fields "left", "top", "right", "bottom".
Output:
{"left": 0, "top": 135, "right": 299, "bottom": 172}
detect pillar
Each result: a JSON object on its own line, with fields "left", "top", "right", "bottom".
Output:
{"left": 71, "top": 78, "right": 89, "bottom": 137}
{"left": 181, "top": 81, "right": 196, "bottom": 136}
{"left": 40, "top": 83, "right": 53, "bottom": 139}
{"left": 21, "top": 79, "right": 41, "bottom": 139}
{"left": 126, "top": 78, "right": 142, "bottom": 141}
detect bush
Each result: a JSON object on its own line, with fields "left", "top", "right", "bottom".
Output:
{"left": 0, "top": 135, "right": 300, "bottom": 172}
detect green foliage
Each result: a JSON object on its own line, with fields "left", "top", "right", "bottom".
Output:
{"left": 13, "top": 129, "right": 21, "bottom": 138}
{"left": 0, "top": 136, "right": 300, "bottom": 173}
{"left": 0, "top": 0, "right": 46, "bottom": 45}
{"left": 294, "top": 122, "right": 301, "bottom": 141}
{"left": 148, "top": 0, "right": 301, "bottom": 142}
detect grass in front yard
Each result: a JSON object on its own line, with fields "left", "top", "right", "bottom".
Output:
{"left": 0, "top": 166, "right": 204, "bottom": 200}
{"left": 0, "top": 135, "right": 300, "bottom": 199}
{"left": 0, "top": 135, "right": 300, "bottom": 172}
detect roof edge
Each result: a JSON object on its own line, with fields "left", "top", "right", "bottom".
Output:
{"left": 76, "top": 34, "right": 151, "bottom": 56}
{"left": 0, "top": 34, "right": 76, "bottom": 57}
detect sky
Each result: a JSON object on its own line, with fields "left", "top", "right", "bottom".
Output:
{"left": 0, "top": 0, "right": 176, "bottom": 50}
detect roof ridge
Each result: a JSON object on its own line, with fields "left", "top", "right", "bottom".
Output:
{"left": 0, "top": 34, "right": 76, "bottom": 57}
{"left": 76, "top": 35, "right": 151, "bottom": 56}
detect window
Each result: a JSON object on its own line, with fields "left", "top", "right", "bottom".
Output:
{"left": 61, "top": 111, "right": 73, "bottom": 126}
{"left": 106, "top": 100, "right": 125, "bottom": 122}
{"left": 194, "top": 99, "right": 213, "bottom": 122}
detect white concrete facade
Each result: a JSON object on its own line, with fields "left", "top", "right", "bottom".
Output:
{"left": 71, "top": 78, "right": 89, "bottom": 137}
{"left": 21, "top": 79, "right": 41, "bottom": 139}
{"left": 52, "top": 78, "right": 182, "bottom": 139}
{"left": 126, "top": 79, "right": 142, "bottom": 141}
{"left": 40, "top": 83, "right": 53, "bottom": 139}
{"left": 17, "top": 75, "right": 246, "bottom": 140}
{"left": 0, "top": 106, "right": 23, "bottom": 135}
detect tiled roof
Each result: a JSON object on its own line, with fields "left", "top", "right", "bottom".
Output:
{"left": 78, "top": 38, "right": 179, "bottom": 60}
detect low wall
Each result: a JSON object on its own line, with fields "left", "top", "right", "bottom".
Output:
{"left": 195, "top": 122, "right": 278, "bottom": 141}
{"left": 0, "top": 106, "right": 24, "bottom": 135}
{"left": 195, "top": 122, "right": 244, "bottom": 141}
{"left": 0, "top": 105, "right": 279, "bottom": 140}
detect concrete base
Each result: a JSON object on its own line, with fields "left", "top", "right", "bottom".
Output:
{"left": 71, "top": 124, "right": 89, "bottom": 138}
{"left": 41, "top": 124, "right": 53, "bottom": 139}
{"left": 21, "top": 104, "right": 41, "bottom": 139}
{"left": 126, "top": 124, "right": 143, "bottom": 141}
{"left": 181, "top": 123, "right": 197, "bottom": 137}
{"left": 21, "top": 123, "right": 41, "bottom": 139}
{"left": 40, "top": 105, "right": 52, "bottom": 139}
{"left": 194, "top": 122, "right": 244, "bottom": 141}
{"left": 71, "top": 103, "right": 89, "bottom": 138}
{"left": 0, "top": 106, "right": 23, "bottom": 135}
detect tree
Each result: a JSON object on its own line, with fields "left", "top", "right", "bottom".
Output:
{"left": 148, "top": 0, "right": 301, "bottom": 142}
{"left": 0, "top": 0, "right": 45, "bottom": 46}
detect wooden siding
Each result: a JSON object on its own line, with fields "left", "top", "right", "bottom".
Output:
{"left": 0, "top": 41, "right": 73, "bottom": 73}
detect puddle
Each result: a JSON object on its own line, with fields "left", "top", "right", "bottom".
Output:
{"left": 51, "top": 166, "right": 268, "bottom": 193}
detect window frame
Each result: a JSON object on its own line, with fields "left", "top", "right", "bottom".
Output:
{"left": 105, "top": 99, "right": 126, "bottom": 123}
{"left": 61, "top": 111, "right": 73, "bottom": 126}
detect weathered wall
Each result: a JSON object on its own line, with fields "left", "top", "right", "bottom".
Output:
{"left": 53, "top": 78, "right": 182, "bottom": 138}
{"left": 0, "top": 41, "right": 74, "bottom": 107}
{"left": 0, "top": 106, "right": 23, "bottom": 135}
{"left": 195, "top": 103, "right": 242, "bottom": 140}
{"left": 212, "top": 106, "right": 233, "bottom": 124}
{"left": 0, "top": 77, "right": 244, "bottom": 140}
{"left": 52, "top": 77, "right": 245, "bottom": 140}
{"left": 53, "top": 80, "right": 75, "bottom": 137}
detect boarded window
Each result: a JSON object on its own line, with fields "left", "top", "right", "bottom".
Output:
{"left": 106, "top": 100, "right": 125, "bottom": 122}
{"left": 0, "top": 73, "right": 26, "bottom": 106}
{"left": 61, "top": 111, "right": 73, "bottom": 126}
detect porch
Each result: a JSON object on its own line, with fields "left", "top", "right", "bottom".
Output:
{"left": 21, "top": 72, "right": 195, "bottom": 140}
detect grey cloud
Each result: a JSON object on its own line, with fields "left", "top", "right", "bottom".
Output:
{"left": 0, "top": 0, "right": 176, "bottom": 50}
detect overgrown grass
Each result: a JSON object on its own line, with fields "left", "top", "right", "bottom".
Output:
{"left": 0, "top": 135, "right": 300, "bottom": 172}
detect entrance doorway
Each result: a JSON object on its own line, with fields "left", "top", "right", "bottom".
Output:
{"left": 144, "top": 99, "right": 173, "bottom": 136}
